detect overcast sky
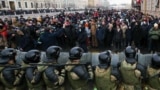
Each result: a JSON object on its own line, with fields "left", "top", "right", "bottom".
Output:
{"left": 108, "top": 0, "right": 132, "bottom": 5}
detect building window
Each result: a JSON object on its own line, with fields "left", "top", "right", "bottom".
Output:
{"left": 36, "top": 3, "right": 38, "bottom": 8}
{"left": 1, "top": 1, "right": 6, "bottom": 8}
{"left": 45, "top": 3, "right": 47, "bottom": 8}
{"left": 18, "top": 2, "right": 21, "bottom": 8}
{"left": 31, "top": 2, "right": 33, "bottom": 8}
{"left": 48, "top": 3, "right": 50, "bottom": 8}
{"left": 25, "top": 2, "right": 28, "bottom": 8}
{"left": 41, "top": 3, "right": 43, "bottom": 8}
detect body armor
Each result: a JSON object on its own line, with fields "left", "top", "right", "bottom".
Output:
{"left": 146, "top": 53, "right": 160, "bottom": 89}
{"left": 94, "top": 66, "right": 117, "bottom": 90}
{"left": 25, "top": 67, "right": 44, "bottom": 90}
{"left": 65, "top": 60, "right": 90, "bottom": 90}
{"left": 120, "top": 60, "right": 142, "bottom": 90}
{"left": 43, "top": 66, "right": 64, "bottom": 90}
{"left": 147, "top": 68, "right": 160, "bottom": 90}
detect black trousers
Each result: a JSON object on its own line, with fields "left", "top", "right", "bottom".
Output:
{"left": 150, "top": 39, "right": 159, "bottom": 52}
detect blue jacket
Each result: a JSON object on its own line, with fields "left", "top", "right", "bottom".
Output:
{"left": 96, "top": 27, "right": 105, "bottom": 41}
{"left": 39, "top": 29, "right": 63, "bottom": 51}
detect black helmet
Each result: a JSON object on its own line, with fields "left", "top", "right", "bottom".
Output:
{"left": 125, "top": 46, "right": 137, "bottom": 64}
{"left": 45, "top": 46, "right": 62, "bottom": 62}
{"left": 98, "top": 50, "right": 111, "bottom": 68}
{"left": 0, "top": 48, "right": 16, "bottom": 64}
{"left": 151, "top": 53, "right": 160, "bottom": 69}
{"left": 24, "top": 50, "right": 41, "bottom": 64}
{"left": 69, "top": 47, "right": 83, "bottom": 60}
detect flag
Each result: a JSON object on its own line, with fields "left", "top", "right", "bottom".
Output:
{"left": 136, "top": 0, "right": 141, "bottom": 4}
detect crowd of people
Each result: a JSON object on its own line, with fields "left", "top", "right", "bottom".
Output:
{"left": 0, "top": 9, "right": 159, "bottom": 53}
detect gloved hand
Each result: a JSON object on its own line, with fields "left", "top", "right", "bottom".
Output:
{"left": 110, "top": 75, "right": 117, "bottom": 82}
{"left": 31, "top": 69, "right": 39, "bottom": 84}
{"left": 60, "top": 69, "right": 66, "bottom": 77}
{"left": 14, "top": 70, "right": 25, "bottom": 85}
{"left": 88, "top": 65, "right": 93, "bottom": 79}
{"left": 31, "top": 76, "right": 36, "bottom": 84}
{"left": 88, "top": 71, "right": 94, "bottom": 80}
{"left": 37, "top": 65, "right": 48, "bottom": 72}
{"left": 70, "top": 72, "right": 80, "bottom": 80}
{"left": 21, "top": 61, "right": 30, "bottom": 69}
{"left": 135, "top": 69, "right": 141, "bottom": 78}
{"left": 14, "top": 77, "right": 20, "bottom": 85}
{"left": 58, "top": 76, "right": 64, "bottom": 85}
{"left": 36, "top": 62, "right": 48, "bottom": 72}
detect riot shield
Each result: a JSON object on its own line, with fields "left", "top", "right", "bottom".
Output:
{"left": 15, "top": 51, "right": 153, "bottom": 67}
{"left": 15, "top": 51, "right": 26, "bottom": 65}
{"left": 40, "top": 52, "right": 47, "bottom": 62}
{"left": 118, "top": 52, "right": 125, "bottom": 62}
{"left": 16, "top": 51, "right": 47, "bottom": 65}
{"left": 80, "top": 53, "right": 92, "bottom": 63}
{"left": 58, "top": 52, "right": 92, "bottom": 64}
{"left": 91, "top": 52, "right": 121, "bottom": 67}
{"left": 111, "top": 54, "right": 120, "bottom": 67}
{"left": 138, "top": 54, "right": 152, "bottom": 66}
{"left": 91, "top": 53, "right": 99, "bottom": 66}
{"left": 58, "top": 52, "right": 69, "bottom": 64}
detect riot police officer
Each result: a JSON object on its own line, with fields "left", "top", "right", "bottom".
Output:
{"left": 119, "top": 46, "right": 146, "bottom": 90}
{"left": 41, "top": 46, "right": 65, "bottom": 90}
{"left": 23, "top": 49, "right": 45, "bottom": 90}
{"left": 0, "top": 48, "right": 26, "bottom": 90}
{"left": 145, "top": 53, "right": 160, "bottom": 90}
{"left": 65, "top": 47, "right": 93, "bottom": 90}
{"left": 94, "top": 50, "right": 120, "bottom": 90}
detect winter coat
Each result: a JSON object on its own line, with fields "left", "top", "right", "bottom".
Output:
{"left": 105, "top": 28, "right": 114, "bottom": 41}
{"left": 125, "top": 28, "right": 133, "bottom": 41}
{"left": 91, "top": 23, "right": 97, "bottom": 36}
{"left": 39, "top": 31, "right": 60, "bottom": 51}
{"left": 113, "top": 29, "right": 123, "bottom": 42}
{"left": 149, "top": 28, "right": 160, "bottom": 40}
{"left": 19, "top": 34, "right": 34, "bottom": 51}
{"left": 132, "top": 25, "right": 142, "bottom": 42}
{"left": 96, "top": 27, "right": 105, "bottom": 41}
{"left": 77, "top": 27, "right": 87, "bottom": 44}
{"left": 141, "top": 23, "right": 149, "bottom": 38}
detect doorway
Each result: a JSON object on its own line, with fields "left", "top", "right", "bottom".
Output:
{"left": 9, "top": 1, "right": 15, "bottom": 10}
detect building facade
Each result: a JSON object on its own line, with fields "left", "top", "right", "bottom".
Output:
{"left": 0, "top": 0, "right": 77, "bottom": 10}
{"left": 141, "top": 0, "right": 160, "bottom": 16}
{"left": 0, "top": 0, "right": 110, "bottom": 10}
{"left": 74, "top": 0, "right": 88, "bottom": 9}
{"left": 88, "top": 0, "right": 94, "bottom": 8}
{"left": 132, "top": 0, "right": 141, "bottom": 10}
{"left": 95, "top": 0, "right": 109, "bottom": 8}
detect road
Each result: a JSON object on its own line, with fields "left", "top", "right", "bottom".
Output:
{"left": 0, "top": 11, "right": 84, "bottom": 20}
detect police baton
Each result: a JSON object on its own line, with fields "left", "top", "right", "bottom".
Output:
{"left": 0, "top": 64, "right": 21, "bottom": 67}
{"left": 29, "top": 63, "right": 90, "bottom": 66}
